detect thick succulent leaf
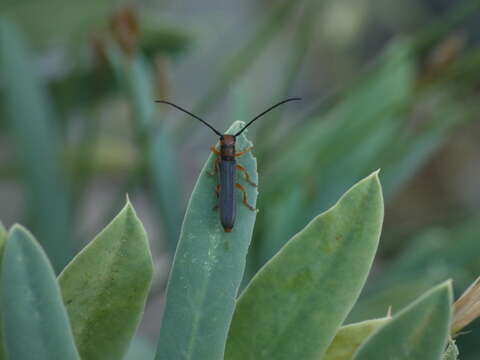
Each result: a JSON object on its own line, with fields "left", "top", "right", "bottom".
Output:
{"left": 2, "top": 226, "right": 79, "bottom": 360}
{"left": 58, "top": 201, "right": 153, "bottom": 360}
{"left": 155, "top": 121, "right": 258, "bottom": 360}
{"left": 324, "top": 317, "right": 390, "bottom": 360}
{"left": 225, "top": 171, "right": 384, "bottom": 360}
{"left": 353, "top": 281, "right": 453, "bottom": 360}
{"left": 0, "top": 18, "right": 72, "bottom": 272}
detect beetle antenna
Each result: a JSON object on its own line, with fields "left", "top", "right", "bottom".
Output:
{"left": 155, "top": 100, "right": 222, "bottom": 136}
{"left": 234, "top": 97, "right": 302, "bottom": 137}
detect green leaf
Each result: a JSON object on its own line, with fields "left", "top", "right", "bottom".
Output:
{"left": 225, "top": 171, "right": 384, "bottom": 360}
{"left": 324, "top": 317, "right": 391, "bottom": 360}
{"left": 155, "top": 121, "right": 258, "bottom": 360}
{"left": 58, "top": 201, "right": 153, "bottom": 360}
{"left": 353, "top": 281, "right": 453, "bottom": 360}
{"left": 1, "top": 226, "right": 79, "bottom": 360}
{"left": 0, "top": 18, "right": 72, "bottom": 272}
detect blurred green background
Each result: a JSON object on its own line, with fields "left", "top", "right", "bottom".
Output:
{"left": 1, "top": 0, "right": 480, "bottom": 358}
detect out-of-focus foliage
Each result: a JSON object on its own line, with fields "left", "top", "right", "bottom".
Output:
{"left": 1, "top": 0, "right": 480, "bottom": 358}
{"left": 0, "top": 18, "right": 73, "bottom": 272}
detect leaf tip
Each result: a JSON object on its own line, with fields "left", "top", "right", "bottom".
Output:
{"left": 421, "top": 280, "right": 454, "bottom": 309}
{"left": 9, "top": 223, "right": 32, "bottom": 239}
{"left": 226, "top": 120, "right": 247, "bottom": 137}
{"left": 122, "top": 194, "right": 138, "bottom": 218}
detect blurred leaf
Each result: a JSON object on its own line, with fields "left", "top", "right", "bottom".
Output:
{"left": 0, "top": 0, "right": 125, "bottom": 46}
{"left": 324, "top": 317, "right": 391, "bottom": 360}
{"left": 353, "top": 281, "right": 453, "bottom": 360}
{"left": 124, "top": 337, "right": 155, "bottom": 360}
{"left": 194, "top": 1, "right": 301, "bottom": 114}
{"left": 110, "top": 50, "right": 156, "bottom": 135}
{"left": 225, "top": 172, "right": 384, "bottom": 360}
{"left": 381, "top": 95, "right": 469, "bottom": 198}
{"left": 58, "top": 201, "right": 153, "bottom": 360}
{"left": 351, "top": 216, "right": 480, "bottom": 323}
{"left": 141, "top": 21, "right": 192, "bottom": 58}
{"left": 108, "top": 45, "right": 182, "bottom": 249}
{"left": 2, "top": 226, "right": 79, "bottom": 360}
{"left": 155, "top": 122, "right": 258, "bottom": 360}
{"left": 0, "top": 18, "right": 73, "bottom": 272}
{"left": 147, "top": 127, "right": 182, "bottom": 249}
{"left": 254, "top": 41, "right": 413, "bottom": 270}
{"left": 267, "top": 41, "right": 414, "bottom": 192}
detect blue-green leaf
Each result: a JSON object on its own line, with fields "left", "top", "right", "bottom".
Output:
{"left": 353, "top": 281, "right": 453, "bottom": 360}
{"left": 225, "top": 171, "right": 384, "bottom": 360}
{"left": 324, "top": 317, "right": 391, "bottom": 360}
{"left": 58, "top": 201, "right": 153, "bottom": 360}
{"left": 155, "top": 121, "right": 258, "bottom": 360}
{"left": 2, "top": 226, "right": 79, "bottom": 360}
{"left": 0, "top": 18, "right": 72, "bottom": 272}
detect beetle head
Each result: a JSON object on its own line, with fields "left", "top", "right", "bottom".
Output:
{"left": 220, "top": 135, "right": 236, "bottom": 146}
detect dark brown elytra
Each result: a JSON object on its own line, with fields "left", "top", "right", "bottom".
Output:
{"left": 155, "top": 98, "right": 301, "bottom": 232}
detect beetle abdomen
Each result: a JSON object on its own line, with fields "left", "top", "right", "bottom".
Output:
{"left": 219, "top": 160, "right": 236, "bottom": 232}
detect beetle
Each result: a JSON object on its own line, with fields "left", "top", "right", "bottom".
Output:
{"left": 155, "top": 98, "right": 301, "bottom": 232}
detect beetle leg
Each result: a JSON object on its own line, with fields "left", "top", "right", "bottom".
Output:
{"left": 210, "top": 146, "right": 221, "bottom": 155}
{"left": 234, "top": 146, "right": 254, "bottom": 157}
{"left": 236, "top": 164, "right": 257, "bottom": 187}
{"left": 235, "top": 183, "right": 256, "bottom": 211}
{"left": 213, "top": 184, "right": 220, "bottom": 211}
{"left": 207, "top": 157, "right": 220, "bottom": 176}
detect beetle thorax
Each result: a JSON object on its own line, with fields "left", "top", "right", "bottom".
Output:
{"left": 220, "top": 135, "right": 236, "bottom": 159}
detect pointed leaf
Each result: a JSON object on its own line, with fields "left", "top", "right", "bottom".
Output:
{"left": 2, "top": 226, "right": 79, "bottom": 360}
{"left": 225, "top": 171, "right": 384, "bottom": 360}
{"left": 324, "top": 317, "right": 390, "bottom": 360}
{"left": 155, "top": 121, "right": 258, "bottom": 360}
{"left": 353, "top": 281, "right": 453, "bottom": 360}
{"left": 58, "top": 201, "right": 153, "bottom": 360}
